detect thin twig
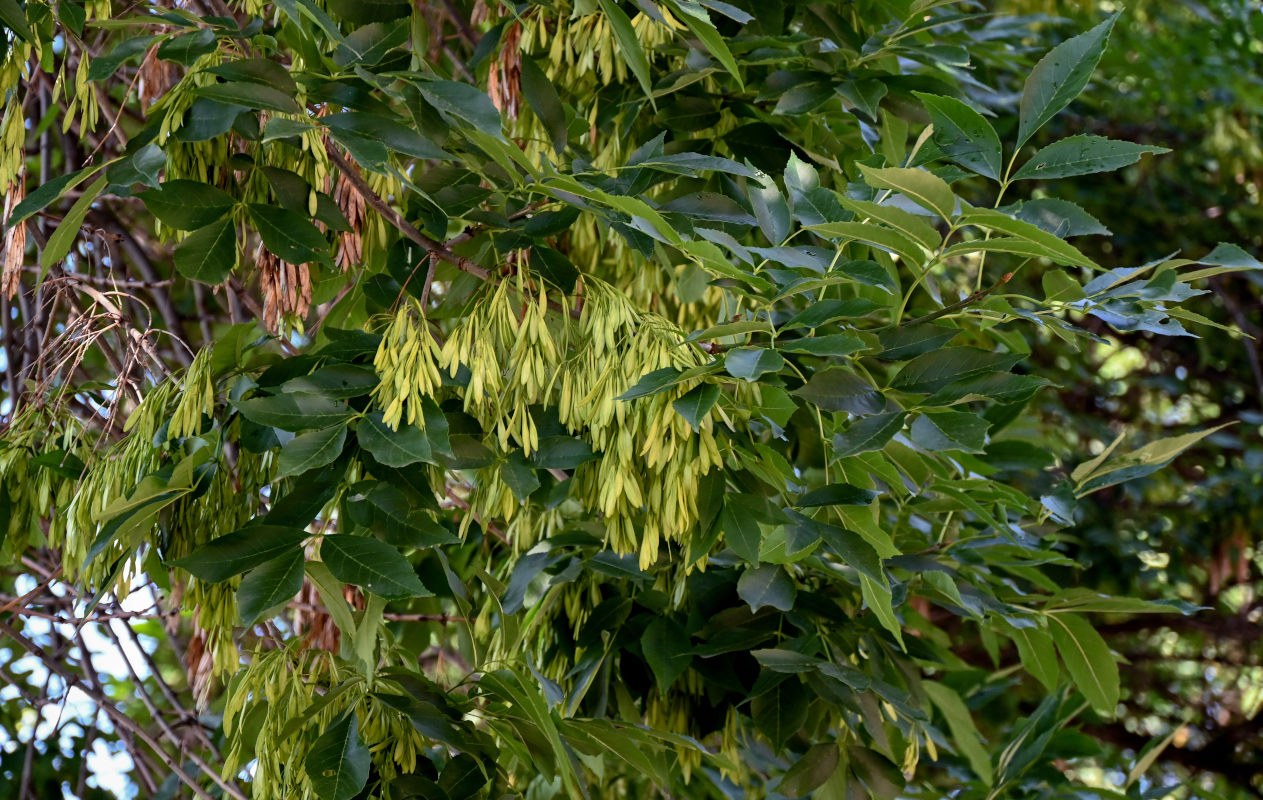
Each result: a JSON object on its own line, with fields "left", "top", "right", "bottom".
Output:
{"left": 0, "top": 617, "right": 219, "bottom": 800}
{"left": 898, "top": 272, "right": 1012, "bottom": 328}
{"left": 323, "top": 143, "right": 490, "bottom": 280}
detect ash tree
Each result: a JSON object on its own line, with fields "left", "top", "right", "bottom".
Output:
{"left": 0, "top": 1, "right": 1256, "bottom": 799}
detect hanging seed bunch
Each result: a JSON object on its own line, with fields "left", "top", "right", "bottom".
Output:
{"left": 428, "top": 272, "right": 734, "bottom": 564}
{"left": 222, "top": 647, "right": 429, "bottom": 799}
{"left": 164, "top": 352, "right": 271, "bottom": 681}
{"left": 644, "top": 675, "right": 710, "bottom": 780}
{"left": 564, "top": 217, "right": 729, "bottom": 328}
{"left": 222, "top": 647, "right": 351, "bottom": 799}
{"left": 439, "top": 275, "right": 567, "bottom": 455}
{"left": 509, "top": 4, "right": 678, "bottom": 170}
{"left": 373, "top": 296, "right": 445, "bottom": 430}
{"left": 0, "top": 48, "right": 31, "bottom": 193}
{"left": 61, "top": 380, "right": 177, "bottom": 591}
{"left": 57, "top": 51, "right": 99, "bottom": 136}
{"left": 562, "top": 279, "right": 726, "bottom": 568}
{"left": 439, "top": 279, "right": 557, "bottom": 534}
{"left": 0, "top": 407, "right": 86, "bottom": 561}
{"left": 167, "top": 445, "right": 274, "bottom": 684}
{"left": 169, "top": 347, "right": 215, "bottom": 441}
{"left": 154, "top": 50, "right": 229, "bottom": 175}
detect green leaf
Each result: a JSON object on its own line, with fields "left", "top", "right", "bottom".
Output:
{"left": 58, "top": 0, "right": 86, "bottom": 36}
{"left": 914, "top": 92, "right": 1002, "bottom": 180}
{"left": 276, "top": 425, "right": 347, "bottom": 479}
{"left": 777, "top": 335, "right": 865, "bottom": 358}
{"left": 944, "top": 236, "right": 1078, "bottom": 268}
{"left": 751, "top": 679, "right": 809, "bottom": 752}
{"left": 196, "top": 81, "right": 302, "bottom": 114}
{"left": 1007, "top": 623, "right": 1060, "bottom": 692}
{"left": 619, "top": 367, "right": 684, "bottom": 400}
{"left": 817, "top": 524, "right": 885, "bottom": 587}
{"left": 237, "top": 549, "right": 305, "bottom": 626}
{"left": 283, "top": 365, "right": 379, "bottom": 398}
{"left": 519, "top": 56, "right": 568, "bottom": 154}
{"left": 209, "top": 58, "right": 299, "bottom": 93}
{"left": 8, "top": 167, "right": 96, "bottom": 227}
{"left": 837, "top": 197, "right": 942, "bottom": 252}
{"left": 793, "top": 368, "right": 886, "bottom": 414}
{"left": 796, "top": 484, "right": 878, "bottom": 508}
{"left": 722, "top": 501, "right": 762, "bottom": 562}
{"left": 664, "top": 0, "right": 744, "bottom": 87}
{"left": 501, "top": 452, "right": 541, "bottom": 501}
{"left": 438, "top": 753, "right": 488, "bottom": 797}
{"left": 725, "top": 348, "right": 784, "bottom": 382}
{"left": 305, "top": 561, "right": 359, "bottom": 642}
{"left": 1181, "top": 242, "right": 1263, "bottom": 282}
{"left": 847, "top": 744, "right": 905, "bottom": 798}
{"left": 860, "top": 574, "right": 903, "bottom": 648}
{"left": 927, "top": 373, "right": 1051, "bottom": 406}
{"left": 29, "top": 450, "right": 86, "bottom": 480}
{"left": 858, "top": 165, "right": 956, "bottom": 220}
{"left": 909, "top": 411, "right": 990, "bottom": 453}
{"left": 175, "top": 98, "right": 246, "bottom": 142}
{"left": 640, "top": 617, "right": 693, "bottom": 692}
{"left": 1045, "top": 589, "right": 1203, "bottom": 615}
{"left": 169, "top": 525, "right": 309, "bottom": 583}
{"left": 833, "top": 412, "right": 906, "bottom": 457}
{"left": 781, "top": 297, "right": 882, "bottom": 331}
{"left": 1013, "top": 135, "right": 1169, "bottom": 181}
{"left": 531, "top": 246, "right": 580, "bottom": 292}
{"left": 0, "top": 0, "right": 33, "bottom": 41}
{"left": 957, "top": 206, "right": 1099, "bottom": 268}
{"left": 685, "top": 319, "right": 771, "bottom": 342}
{"left": 358, "top": 409, "right": 442, "bottom": 467}
{"left": 157, "top": 28, "right": 218, "bottom": 65}
{"left": 890, "top": 347, "right": 1023, "bottom": 394}
{"left": 1048, "top": 612, "right": 1119, "bottom": 715}
{"left": 174, "top": 218, "right": 237, "bottom": 284}
{"left": 597, "top": 0, "right": 653, "bottom": 99}
{"left": 672, "top": 383, "right": 720, "bottom": 430}
{"left": 737, "top": 564, "right": 796, "bottom": 612}
{"left": 354, "top": 483, "right": 456, "bottom": 549}
{"left": 87, "top": 36, "right": 158, "bottom": 81}
{"left": 875, "top": 325, "right": 958, "bottom": 360}
{"left": 248, "top": 204, "right": 330, "bottom": 265}
{"left": 41, "top": 176, "right": 108, "bottom": 270}
{"left": 333, "top": 19, "right": 408, "bottom": 66}
{"left": 140, "top": 180, "right": 237, "bottom": 231}
{"left": 753, "top": 649, "right": 820, "bottom": 673}
{"left": 1042, "top": 269, "right": 1087, "bottom": 303}
{"left": 1016, "top": 13, "right": 1120, "bottom": 148}
{"left": 806, "top": 220, "right": 928, "bottom": 267}
{"left": 1076, "top": 423, "right": 1232, "bottom": 494}
{"left": 323, "top": 112, "right": 447, "bottom": 162}
{"left": 750, "top": 179, "right": 791, "bottom": 245}
{"left": 640, "top": 153, "right": 758, "bottom": 180}
{"left": 321, "top": 534, "right": 429, "bottom": 599}
{"left": 305, "top": 711, "right": 370, "bottom": 800}
{"left": 236, "top": 392, "right": 352, "bottom": 432}
{"left": 1017, "top": 198, "right": 1111, "bottom": 238}
{"left": 923, "top": 682, "right": 992, "bottom": 784}
{"left": 532, "top": 436, "right": 597, "bottom": 469}
{"left": 779, "top": 743, "right": 840, "bottom": 798}
{"left": 1125, "top": 722, "right": 1185, "bottom": 790}
{"left": 417, "top": 80, "right": 503, "bottom": 136}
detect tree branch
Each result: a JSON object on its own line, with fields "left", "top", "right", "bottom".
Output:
{"left": 0, "top": 617, "right": 221, "bottom": 800}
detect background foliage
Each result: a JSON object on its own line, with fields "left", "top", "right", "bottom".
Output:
{"left": 0, "top": 1, "right": 1259, "bottom": 799}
